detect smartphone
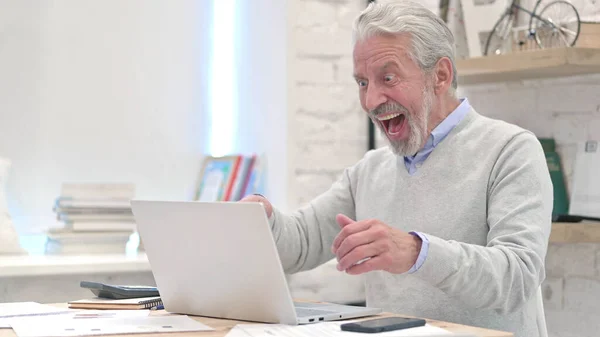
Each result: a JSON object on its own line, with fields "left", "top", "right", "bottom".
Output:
{"left": 340, "top": 317, "right": 426, "bottom": 333}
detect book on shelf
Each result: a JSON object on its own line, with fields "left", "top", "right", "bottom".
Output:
{"left": 538, "top": 138, "right": 569, "bottom": 216}
{"left": 64, "top": 221, "right": 137, "bottom": 232}
{"left": 195, "top": 154, "right": 265, "bottom": 202}
{"left": 55, "top": 198, "right": 132, "bottom": 209}
{"left": 60, "top": 183, "right": 135, "bottom": 200}
{"left": 58, "top": 213, "right": 135, "bottom": 222}
{"left": 54, "top": 207, "right": 134, "bottom": 216}
{"left": 45, "top": 230, "right": 132, "bottom": 255}
{"left": 46, "top": 229, "right": 133, "bottom": 242}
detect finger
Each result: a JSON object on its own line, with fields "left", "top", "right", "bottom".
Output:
{"left": 336, "top": 214, "right": 355, "bottom": 228}
{"left": 331, "top": 214, "right": 356, "bottom": 253}
{"left": 336, "top": 243, "right": 381, "bottom": 271}
{"left": 239, "top": 195, "right": 273, "bottom": 218}
{"left": 345, "top": 255, "right": 385, "bottom": 275}
{"left": 331, "top": 220, "right": 372, "bottom": 254}
{"left": 335, "top": 230, "right": 377, "bottom": 262}
{"left": 240, "top": 195, "right": 263, "bottom": 203}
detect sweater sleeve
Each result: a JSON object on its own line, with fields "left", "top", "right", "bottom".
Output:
{"left": 412, "top": 131, "right": 553, "bottom": 314}
{"left": 270, "top": 167, "right": 357, "bottom": 274}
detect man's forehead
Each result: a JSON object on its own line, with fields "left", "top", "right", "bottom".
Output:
{"left": 353, "top": 41, "right": 412, "bottom": 75}
{"left": 353, "top": 34, "right": 412, "bottom": 63}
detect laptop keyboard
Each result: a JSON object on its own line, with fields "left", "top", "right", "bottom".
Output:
{"left": 295, "top": 307, "right": 335, "bottom": 317}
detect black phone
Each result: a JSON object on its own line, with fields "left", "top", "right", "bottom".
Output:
{"left": 340, "top": 317, "right": 426, "bottom": 333}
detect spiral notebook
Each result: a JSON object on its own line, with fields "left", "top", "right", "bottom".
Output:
{"left": 68, "top": 297, "right": 162, "bottom": 310}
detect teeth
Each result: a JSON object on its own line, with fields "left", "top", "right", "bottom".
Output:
{"left": 377, "top": 113, "right": 401, "bottom": 121}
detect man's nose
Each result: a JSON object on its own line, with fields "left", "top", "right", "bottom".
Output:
{"left": 365, "top": 84, "right": 387, "bottom": 112}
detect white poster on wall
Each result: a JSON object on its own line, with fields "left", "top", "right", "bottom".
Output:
{"left": 569, "top": 141, "right": 600, "bottom": 218}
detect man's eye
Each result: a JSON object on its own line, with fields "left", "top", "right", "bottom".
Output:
{"left": 357, "top": 80, "right": 368, "bottom": 87}
{"left": 384, "top": 75, "right": 395, "bottom": 82}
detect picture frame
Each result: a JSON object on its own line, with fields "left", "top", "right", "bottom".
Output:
{"left": 194, "top": 155, "right": 241, "bottom": 202}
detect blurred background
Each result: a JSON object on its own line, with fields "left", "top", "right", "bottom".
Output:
{"left": 0, "top": 1, "right": 599, "bottom": 336}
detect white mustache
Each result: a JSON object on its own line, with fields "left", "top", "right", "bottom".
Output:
{"left": 369, "top": 103, "right": 409, "bottom": 118}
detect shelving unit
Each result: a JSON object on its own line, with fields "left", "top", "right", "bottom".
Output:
{"left": 550, "top": 222, "right": 600, "bottom": 243}
{"left": 457, "top": 47, "right": 600, "bottom": 85}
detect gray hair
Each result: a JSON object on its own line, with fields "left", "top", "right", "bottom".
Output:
{"left": 353, "top": 0, "right": 458, "bottom": 95}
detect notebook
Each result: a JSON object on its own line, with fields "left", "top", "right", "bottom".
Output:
{"left": 68, "top": 297, "right": 162, "bottom": 310}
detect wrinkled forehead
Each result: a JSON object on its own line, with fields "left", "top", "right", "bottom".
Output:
{"left": 353, "top": 34, "right": 414, "bottom": 73}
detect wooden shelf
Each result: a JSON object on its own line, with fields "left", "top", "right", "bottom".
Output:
{"left": 456, "top": 47, "right": 600, "bottom": 85}
{"left": 550, "top": 222, "right": 600, "bottom": 243}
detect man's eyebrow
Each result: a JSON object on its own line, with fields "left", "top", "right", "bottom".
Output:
{"left": 381, "top": 61, "right": 399, "bottom": 71}
{"left": 353, "top": 61, "right": 399, "bottom": 80}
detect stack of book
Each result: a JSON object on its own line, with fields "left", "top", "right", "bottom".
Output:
{"left": 45, "top": 183, "right": 137, "bottom": 255}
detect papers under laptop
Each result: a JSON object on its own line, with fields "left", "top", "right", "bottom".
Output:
{"left": 226, "top": 322, "right": 477, "bottom": 337}
{"left": 132, "top": 200, "right": 382, "bottom": 324}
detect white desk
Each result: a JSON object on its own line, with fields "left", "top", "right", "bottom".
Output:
{"left": 0, "top": 253, "right": 155, "bottom": 303}
{"left": 0, "top": 253, "right": 150, "bottom": 277}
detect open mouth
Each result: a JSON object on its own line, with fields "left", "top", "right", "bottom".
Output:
{"left": 377, "top": 112, "right": 407, "bottom": 138}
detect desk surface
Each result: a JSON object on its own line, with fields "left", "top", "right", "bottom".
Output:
{"left": 0, "top": 309, "right": 512, "bottom": 337}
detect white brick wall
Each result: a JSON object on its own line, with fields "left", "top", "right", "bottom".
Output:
{"left": 289, "top": 0, "right": 366, "bottom": 210}
{"left": 286, "top": 0, "right": 366, "bottom": 306}
{"left": 286, "top": 0, "right": 600, "bottom": 336}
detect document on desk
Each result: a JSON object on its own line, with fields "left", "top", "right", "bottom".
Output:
{"left": 10, "top": 315, "right": 214, "bottom": 337}
{"left": 226, "top": 322, "right": 467, "bottom": 337}
{"left": 0, "top": 302, "right": 73, "bottom": 328}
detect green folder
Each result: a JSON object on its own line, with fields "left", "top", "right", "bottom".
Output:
{"left": 538, "top": 138, "right": 569, "bottom": 215}
{"left": 545, "top": 151, "right": 569, "bottom": 215}
{"left": 538, "top": 138, "right": 556, "bottom": 153}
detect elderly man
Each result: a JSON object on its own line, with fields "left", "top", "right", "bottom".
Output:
{"left": 243, "top": 1, "right": 552, "bottom": 336}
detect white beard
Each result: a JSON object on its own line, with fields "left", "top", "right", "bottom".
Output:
{"left": 371, "top": 86, "right": 434, "bottom": 156}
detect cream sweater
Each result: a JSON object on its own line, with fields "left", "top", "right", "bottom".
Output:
{"left": 270, "top": 108, "right": 552, "bottom": 337}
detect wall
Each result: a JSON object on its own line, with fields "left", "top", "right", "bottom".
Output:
{"left": 286, "top": 0, "right": 600, "bottom": 336}
{"left": 284, "top": 0, "right": 367, "bottom": 304}
{"left": 234, "top": 0, "right": 289, "bottom": 210}
{"left": 288, "top": 0, "right": 366, "bottom": 210}
{"left": 0, "top": 1, "right": 210, "bottom": 233}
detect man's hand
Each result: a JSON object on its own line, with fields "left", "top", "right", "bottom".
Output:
{"left": 240, "top": 194, "right": 273, "bottom": 218}
{"left": 331, "top": 214, "right": 422, "bottom": 275}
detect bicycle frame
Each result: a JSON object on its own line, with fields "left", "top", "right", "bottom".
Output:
{"left": 508, "top": 1, "right": 557, "bottom": 29}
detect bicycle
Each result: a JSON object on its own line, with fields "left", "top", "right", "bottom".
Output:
{"left": 484, "top": 0, "right": 581, "bottom": 56}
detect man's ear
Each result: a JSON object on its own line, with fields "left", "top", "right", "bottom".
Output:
{"left": 433, "top": 57, "right": 454, "bottom": 96}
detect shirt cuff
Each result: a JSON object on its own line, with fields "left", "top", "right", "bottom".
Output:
{"left": 407, "top": 231, "right": 429, "bottom": 274}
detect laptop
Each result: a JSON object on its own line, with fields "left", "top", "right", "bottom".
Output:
{"left": 131, "top": 200, "right": 382, "bottom": 325}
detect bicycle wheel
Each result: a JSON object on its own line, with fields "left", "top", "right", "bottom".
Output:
{"left": 484, "top": 12, "right": 515, "bottom": 56}
{"left": 529, "top": 0, "right": 550, "bottom": 32}
{"left": 534, "top": 0, "right": 580, "bottom": 49}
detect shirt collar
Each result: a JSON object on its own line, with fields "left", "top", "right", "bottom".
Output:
{"left": 405, "top": 98, "right": 471, "bottom": 159}
{"left": 429, "top": 97, "right": 471, "bottom": 147}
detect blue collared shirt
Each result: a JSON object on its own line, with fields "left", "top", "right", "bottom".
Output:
{"left": 406, "top": 98, "right": 471, "bottom": 274}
